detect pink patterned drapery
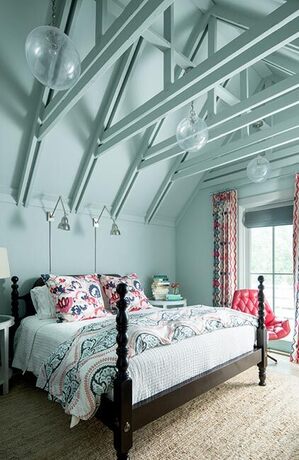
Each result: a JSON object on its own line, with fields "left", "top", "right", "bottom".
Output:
{"left": 212, "top": 190, "right": 238, "bottom": 308}
{"left": 291, "top": 173, "right": 299, "bottom": 363}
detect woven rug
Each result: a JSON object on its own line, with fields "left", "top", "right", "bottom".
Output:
{"left": 0, "top": 368, "right": 298, "bottom": 460}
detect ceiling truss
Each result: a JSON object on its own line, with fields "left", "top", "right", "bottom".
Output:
{"left": 15, "top": 0, "right": 299, "bottom": 224}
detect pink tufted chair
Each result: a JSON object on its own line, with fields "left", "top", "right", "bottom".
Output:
{"left": 231, "top": 289, "right": 291, "bottom": 363}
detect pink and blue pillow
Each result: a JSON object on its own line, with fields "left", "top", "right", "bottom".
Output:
{"left": 100, "top": 273, "right": 151, "bottom": 312}
{"left": 41, "top": 274, "right": 110, "bottom": 322}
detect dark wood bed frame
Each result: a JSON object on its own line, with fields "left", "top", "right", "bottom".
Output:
{"left": 10, "top": 275, "right": 267, "bottom": 460}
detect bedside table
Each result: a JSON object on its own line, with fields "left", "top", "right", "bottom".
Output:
{"left": 150, "top": 299, "right": 187, "bottom": 309}
{"left": 0, "top": 315, "right": 14, "bottom": 395}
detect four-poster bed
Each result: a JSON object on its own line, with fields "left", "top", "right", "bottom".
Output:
{"left": 10, "top": 275, "right": 267, "bottom": 460}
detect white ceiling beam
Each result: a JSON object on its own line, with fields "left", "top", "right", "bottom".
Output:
{"left": 207, "top": 15, "right": 217, "bottom": 116}
{"left": 240, "top": 69, "right": 250, "bottom": 136}
{"left": 96, "top": 3, "right": 299, "bottom": 158}
{"left": 140, "top": 76, "right": 299, "bottom": 169}
{"left": 16, "top": 0, "right": 82, "bottom": 207}
{"left": 263, "top": 52, "right": 298, "bottom": 76}
{"left": 70, "top": 40, "right": 143, "bottom": 213}
{"left": 145, "top": 74, "right": 297, "bottom": 159}
{"left": 174, "top": 119, "right": 299, "bottom": 181}
{"left": 205, "top": 143, "right": 299, "bottom": 182}
{"left": 110, "top": 8, "right": 211, "bottom": 219}
{"left": 144, "top": 86, "right": 232, "bottom": 223}
{"left": 108, "top": 0, "right": 195, "bottom": 70}
{"left": 199, "top": 149, "right": 299, "bottom": 190}
{"left": 145, "top": 155, "right": 192, "bottom": 224}
{"left": 95, "top": 0, "right": 108, "bottom": 41}
{"left": 163, "top": 5, "right": 175, "bottom": 88}
{"left": 215, "top": 86, "right": 240, "bottom": 106}
{"left": 38, "top": 0, "right": 175, "bottom": 139}
{"left": 213, "top": 3, "right": 299, "bottom": 57}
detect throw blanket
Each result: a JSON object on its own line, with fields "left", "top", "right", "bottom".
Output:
{"left": 37, "top": 306, "right": 257, "bottom": 424}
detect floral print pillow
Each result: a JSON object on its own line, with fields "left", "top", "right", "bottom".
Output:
{"left": 41, "top": 274, "right": 110, "bottom": 322}
{"left": 100, "top": 273, "right": 151, "bottom": 312}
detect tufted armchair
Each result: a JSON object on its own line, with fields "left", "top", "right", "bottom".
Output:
{"left": 231, "top": 289, "right": 291, "bottom": 363}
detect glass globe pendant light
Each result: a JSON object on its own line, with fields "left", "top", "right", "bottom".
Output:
{"left": 176, "top": 101, "right": 209, "bottom": 152}
{"left": 247, "top": 154, "right": 271, "bottom": 183}
{"left": 25, "top": 0, "right": 81, "bottom": 91}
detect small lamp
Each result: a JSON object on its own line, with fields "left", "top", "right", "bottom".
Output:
{"left": 47, "top": 196, "right": 71, "bottom": 231}
{"left": 92, "top": 206, "right": 121, "bottom": 272}
{"left": 92, "top": 205, "right": 121, "bottom": 236}
{"left": 0, "top": 248, "right": 10, "bottom": 280}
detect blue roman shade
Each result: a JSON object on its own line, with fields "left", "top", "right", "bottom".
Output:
{"left": 243, "top": 204, "right": 293, "bottom": 228}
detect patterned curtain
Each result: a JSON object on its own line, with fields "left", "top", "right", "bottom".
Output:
{"left": 213, "top": 190, "right": 238, "bottom": 308}
{"left": 291, "top": 173, "right": 299, "bottom": 363}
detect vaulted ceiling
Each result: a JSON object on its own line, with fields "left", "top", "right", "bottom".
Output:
{"left": 1, "top": 0, "right": 299, "bottom": 224}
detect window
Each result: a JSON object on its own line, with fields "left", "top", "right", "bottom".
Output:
{"left": 248, "top": 225, "right": 294, "bottom": 341}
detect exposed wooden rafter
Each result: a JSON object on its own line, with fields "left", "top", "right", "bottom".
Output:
{"left": 96, "top": 3, "right": 299, "bottom": 160}
{"left": 110, "top": 7, "right": 211, "bottom": 219}
{"left": 173, "top": 117, "right": 299, "bottom": 181}
{"left": 213, "top": 3, "right": 299, "bottom": 58}
{"left": 108, "top": 0, "right": 195, "bottom": 71}
{"left": 145, "top": 12, "right": 219, "bottom": 224}
{"left": 71, "top": 39, "right": 144, "bottom": 213}
{"left": 16, "top": 0, "right": 83, "bottom": 207}
{"left": 38, "top": 0, "right": 176, "bottom": 139}
{"left": 139, "top": 74, "right": 299, "bottom": 170}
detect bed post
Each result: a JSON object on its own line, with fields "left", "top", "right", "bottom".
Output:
{"left": 257, "top": 275, "right": 267, "bottom": 386}
{"left": 114, "top": 283, "right": 133, "bottom": 460}
{"left": 11, "top": 276, "right": 20, "bottom": 327}
{"left": 10, "top": 276, "right": 20, "bottom": 363}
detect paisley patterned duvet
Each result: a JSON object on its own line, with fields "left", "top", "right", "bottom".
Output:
{"left": 37, "top": 306, "right": 257, "bottom": 424}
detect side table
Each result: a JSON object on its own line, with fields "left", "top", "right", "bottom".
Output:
{"left": 0, "top": 315, "right": 14, "bottom": 395}
{"left": 150, "top": 299, "right": 187, "bottom": 309}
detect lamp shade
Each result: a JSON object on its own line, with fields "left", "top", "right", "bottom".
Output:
{"left": 0, "top": 248, "right": 11, "bottom": 279}
{"left": 110, "top": 222, "right": 121, "bottom": 236}
{"left": 58, "top": 215, "right": 71, "bottom": 231}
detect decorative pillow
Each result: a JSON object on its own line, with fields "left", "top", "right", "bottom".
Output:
{"left": 100, "top": 273, "right": 151, "bottom": 312}
{"left": 41, "top": 274, "right": 110, "bottom": 322}
{"left": 30, "top": 285, "right": 56, "bottom": 320}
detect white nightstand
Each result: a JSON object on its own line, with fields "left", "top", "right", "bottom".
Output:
{"left": 150, "top": 299, "right": 187, "bottom": 309}
{"left": 0, "top": 315, "right": 14, "bottom": 395}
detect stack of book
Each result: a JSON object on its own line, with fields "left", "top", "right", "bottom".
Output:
{"left": 166, "top": 294, "right": 183, "bottom": 301}
{"left": 151, "top": 275, "right": 170, "bottom": 300}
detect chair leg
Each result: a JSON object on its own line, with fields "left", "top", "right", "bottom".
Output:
{"left": 267, "top": 354, "right": 278, "bottom": 364}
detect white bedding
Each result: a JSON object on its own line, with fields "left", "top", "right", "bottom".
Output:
{"left": 13, "top": 311, "right": 256, "bottom": 405}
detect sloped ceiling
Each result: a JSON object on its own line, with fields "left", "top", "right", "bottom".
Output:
{"left": 1, "top": 0, "right": 299, "bottom": 225}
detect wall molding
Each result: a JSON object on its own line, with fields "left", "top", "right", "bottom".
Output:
{"left": 0, "top": 190, "right": 176, "bottom": 229}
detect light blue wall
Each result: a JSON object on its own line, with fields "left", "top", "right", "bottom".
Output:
{"left": 0, "top": 201, "right": 175, "bottom": 314}
{"left": 176, "top": 173, "right": 296, "bottom": 306}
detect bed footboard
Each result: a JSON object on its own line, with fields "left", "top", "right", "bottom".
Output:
{"left": 114, "top": 283, "right": 132, "bottom": 460}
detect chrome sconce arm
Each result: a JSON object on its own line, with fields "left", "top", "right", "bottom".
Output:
{"left": 47, "top": 196, "right": 71, "bottom": 231}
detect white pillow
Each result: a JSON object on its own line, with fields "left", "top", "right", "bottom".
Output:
{"left": 30, "top": 285, "right": 56, "bottom": 320}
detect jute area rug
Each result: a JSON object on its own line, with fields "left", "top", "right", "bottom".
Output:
{"left": 0, "top": 367, "right": 298, "bottom": 460}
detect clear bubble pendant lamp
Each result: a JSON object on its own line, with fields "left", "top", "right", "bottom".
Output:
{"left": 25, "top": 0, "right": 81, "bottom": 91}
{"left": 247, "top": 154, "right": 271, "bottom": 183}
{"left": 176, "top": 101, "right": 209, "bottom": 152}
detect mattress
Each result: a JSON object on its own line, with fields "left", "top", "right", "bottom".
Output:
{"left": 13, "top": 312, "right": 256, "bottom": 405}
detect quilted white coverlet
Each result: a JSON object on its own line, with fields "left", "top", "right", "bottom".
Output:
{"left": 13, "top": 307, "right": 256, "bottom": 425}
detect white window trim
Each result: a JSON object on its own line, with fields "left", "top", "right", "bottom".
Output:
{"left": 238, "top": 188, "right": 293, "bottom": 290}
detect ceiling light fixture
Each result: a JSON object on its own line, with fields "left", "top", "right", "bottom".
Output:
{"left": 247, "top": 154, "right": 271, "bottom": 183}
{"left": 25, "top": 0, "right": 81, "bottom": 90}
{"left": 176, "top": 101, "right": 209, "bottom": 153}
